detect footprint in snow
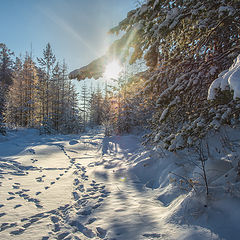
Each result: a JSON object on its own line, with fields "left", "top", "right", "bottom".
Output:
{"left": 87, "top": 217, "right": 97, "bottom": 224}
{"left": 22, "top": 222, "right": 32, "bottom": 228}
{"left": 36, "top": 192, "right": 41, "bottom": 195}
{"left": 10, "top": 228, "right": 25, "bottom": 235}
{"left": 76, "top": 199, "right": 88, "bottom": 207}
{"left": 50, "top": 181, "right": 55, "bottom": 185}
{"left": 143, "top": 233, "right": 165, "bottom": 238}
{"left": 69, "top": 140, "right": 78, "bottom": 145}
{"left": 45, "top": 186, "right": 49, "bottom": 190}
{"left": 92, "top": 203, "right": 101, "bottom": 210}
{"left": 41, "top": 236, "right": 49, "bottom": 240}
{"left": 31, "top": 158, "right": 38, "bottom": 163}
{"left": 115, "top": 208, "right": 125, "bottom": 212}
{"left": 76, "top": 185, "right": 85, "bottom": 192}
{"left": 36, "top": 204, "right": 43, "bottom": 209}
{"left": 22, "top": 189, "right": 30, "bottom": 192}
{"left": 0, "top": 223, "right": 18, "bottom": 232}
{"left": 73, "top": 170, "right": 78, "bottom": 175}
{"left": 74, "top": 178, "right": 80, "bottom": 186}
{"left": 57, "top": 232, "right": 70, "bottom": 240}
{"left": 0, "top": 212, "right": 6, "bottom": 217}
{"left": 72, "top": 192, "right": 80, "bottom": 200}
{"left": 51, "top": 216, "right": 60, "bottom": 223}
{"left": 88, "top": 163, "right": 95, "bottom": 167}
{"left": 36, "top": 177, "right": 44, "bottom": 182}
{"left": 27, "top": 149, "right": 35, "bottom": 154}
{"left": 53, "top": 223, "right": 61, "bottom": 232}
{"left": 78, "top": 208, "right": 92, "bottom": 216}
{"left": 96, "top": 227, "right": 107, "bottom": 238}
{"left": 7, "top": 196, "right": 15, "bottom": 200}
{"left": 69, "top": 220, "right": 95, "bottom": 238}
{"left": 15, "top": 190, "right": 24, "bottom": 194}
{"left": 0, "top": 204, "right": 4, "bottom": 208}
{"left": 14, "top": 204, "right": 22, "bottom": 209}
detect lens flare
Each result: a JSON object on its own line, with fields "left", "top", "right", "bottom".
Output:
{"left": 104, "top": 60, "right": 122, "bottom": 79}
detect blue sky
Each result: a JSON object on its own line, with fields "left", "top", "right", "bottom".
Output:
{"left": 0, "top": 0, "right": 135, "bottom": 75}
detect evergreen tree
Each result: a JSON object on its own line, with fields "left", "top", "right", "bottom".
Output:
{"left": 70, "top": 0, "right": 240, "bottom": 148}
{"left": 0, "top": 43, "right": 14, "bottom": 134}
{"left": 5, "top": 54, "right": 39, "bottom": 128}
{"left": 80, "top": 81, "right": 89, "bottom": 131}
{"left": 3, "top": 43, "right": 82, "bottom": 135}
{"left": 5, "top": 57, "right": 23, "bottom": 126}
{"left": 37, "top": 43, "right": 56, "bottom": 121}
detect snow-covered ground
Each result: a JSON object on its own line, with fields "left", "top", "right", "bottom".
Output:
{"left": 0, "top": 127, "right": 240, "bottom": 240}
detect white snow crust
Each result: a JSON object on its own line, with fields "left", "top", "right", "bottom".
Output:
{"left": 1, "top": 127, "right": 240, "bottom": 239}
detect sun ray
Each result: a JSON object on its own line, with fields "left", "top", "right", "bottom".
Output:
{"left": 104, "top": 60, "right": 122, "bottom": 79}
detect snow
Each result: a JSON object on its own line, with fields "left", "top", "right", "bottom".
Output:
{"left": 208, "top": 55, "right": 240, "bottom": 100}
{"left": 1, "top": 127, "right": 240, "bottom": 239}
{"left": 218, "top": 6, "right": 235, "bottom": 17}
{"left": 159, "top": 107, "right": 169, "bottom": 122}
{"left": 158, "top": 8, "right": 181, "bottom": 30}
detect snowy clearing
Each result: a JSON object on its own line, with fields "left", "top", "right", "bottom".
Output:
{"left": 0, "top": 128, "right": 240, "bottom": 240}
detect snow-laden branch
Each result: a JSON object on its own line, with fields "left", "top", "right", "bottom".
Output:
{"left": 208, "top": 55, "right": 240, "bottom": 100}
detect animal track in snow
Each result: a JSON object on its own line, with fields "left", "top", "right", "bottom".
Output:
{"left": 12, "top": 185, "right": 20, "bottom": 189}
{"left": 0, "top": 212, "right": 6, "bottom": 217}
{"left": 31, "top": 158, "right": 38, "bottom": 163}
{"left": 72, "top": 192, "right": 80, "bottom": 200}
{"left": 14, "top": 204, "right": 22, "bottom": 209}
{"left": 96, "top": 227, "right": 107, "bottom": 238}
{"left": 7, "top": 196, "right": 15, "bottom": 200}
{"left": 143, "top": 233, "right": 165, "bottom": 238}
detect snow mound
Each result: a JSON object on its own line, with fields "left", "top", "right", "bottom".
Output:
{"left": 208, "top": 55, "right": 240, "bottom": 100}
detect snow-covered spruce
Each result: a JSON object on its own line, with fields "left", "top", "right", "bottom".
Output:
{"left": 208, "top": 54, "right": 240, "bottom": 100}
{"left": 149, "top": 54, "right": 240, "bottom": 152}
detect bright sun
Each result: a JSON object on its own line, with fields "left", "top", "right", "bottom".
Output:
{"left": 104, "top": 60, "right": 122, "bottom": 79}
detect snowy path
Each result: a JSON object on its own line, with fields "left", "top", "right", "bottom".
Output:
{"left": 0, "top": 129, "right": 170, "bottom": 240}
{"left": 0, "top": 129, "right": 110, "bottom": 239}
{"left": 0, "top": 129, "right": 226, "bottom": 240}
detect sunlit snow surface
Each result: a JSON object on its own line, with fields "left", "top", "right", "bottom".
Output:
{"left": 0, "top": 127, "right": 240, "bottom": 239}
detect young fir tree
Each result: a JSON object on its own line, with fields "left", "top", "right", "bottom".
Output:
{"left": 0, "top": 43, "right": 14, "bottom": 134}
{"left": 22, "top": 54, "right": 39, "bottom": 127}
{"left": 80, "top": 81, "right": 89, "bottom": 131}
{"left": 37, "top": 43, "right": 56, "bottom": 123}
{"left": 89, "top": 85, "right": 104, "bottom": 126}
{"left": 5, "top": 54, "right": 39, "bottom": 128}
{"left": 5, "top": 57, "right": 23, "bottom": 126}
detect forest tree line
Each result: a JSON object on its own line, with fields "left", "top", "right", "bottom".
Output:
{"left": 0, "top": 43, "right": 84, "bottom": 134}
{"left": 0, "top": 42, "right": 129, "bottom": 135}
